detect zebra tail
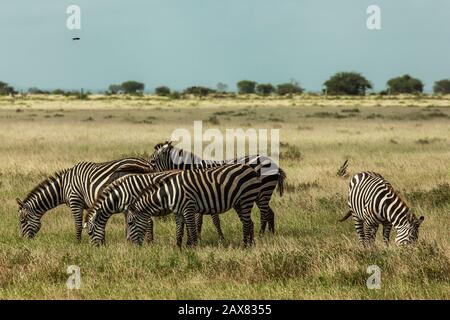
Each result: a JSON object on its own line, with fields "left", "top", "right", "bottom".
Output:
{"left": 277, "top": 168, "right": 287, "bottom": 197}
{"left": 338, "top": 210, "right": 352, "bottom": 222}
{"left": 337, "top": 159, "right": 349, "bottom": 178}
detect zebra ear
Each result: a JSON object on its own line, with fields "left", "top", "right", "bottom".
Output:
{"left": 16, "top": 198, "right": 24, "bottom": 208}
{"left": 418, "top": 216, "right": 425, "bottom": 224}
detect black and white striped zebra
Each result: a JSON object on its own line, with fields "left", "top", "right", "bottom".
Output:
{"left": 147, "top": 141, "right": 286, "bottom": 237}
{"left": 339, "top": 171, "right": 425, "bottom": 245}
{"left": 16, "top": 157, "right": 152, "bottom": 241}
{"left": 87, "top": 171, "right": 179, "bottom": 245}
{"left": 127, "top": 164, "right": 261, "bottom": 247}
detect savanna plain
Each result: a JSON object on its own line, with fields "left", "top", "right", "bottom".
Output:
{"left": 0, "top": 94, "right": 449, "bottom": 299}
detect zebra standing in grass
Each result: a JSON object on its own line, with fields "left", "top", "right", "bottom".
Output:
{"left": 87, "top": 171, "right": 180, "bottom": 245}
{"left": 16, "top": 158, "right": 152, "bottom": 241}
{"left": 339, "top": 171, "right": 425, "bottom": 245}
{"left": 147, "top": 141, "right": 286, "bottom": 237}
{"left": 127, "top": 164, "right": 261, "bottom": 247}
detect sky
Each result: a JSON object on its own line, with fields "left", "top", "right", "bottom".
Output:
{"left": 1, "top": 0, "right": 449, "bottom": 92}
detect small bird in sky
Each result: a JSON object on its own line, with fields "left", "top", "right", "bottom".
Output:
{"left": 72, "top": 37, "right": 80, "bottom": 40}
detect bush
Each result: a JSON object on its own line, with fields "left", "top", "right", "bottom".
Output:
{"left": 323, "top": 72, "right": 372, "bottom": 95}
{"left": 108, "top": 84, "right": 122, "bottom": 94}
{"left": 183, "top": 86, "right": 215, "bottom": 97}
{"left": 256, "top": 83, "right": 275, "bottom": 96}
{"left": 120, "top": 81, "right": 145, "bottom": 95}
{"left": 28, "top": 87, "right": 49, "bottom": 95}
{"left": 155, "top": 86, "right": 171, "bottom": 96}
{"left": 0, "top": 81, "right": 16, "bottom": 95}
{"left": 237, "top": 80, "right": 257, "bottom": 94}
{"left": 433, "top": 79, "right": 450, "bottom": 94}
{"left": 277, "top": 82, "right": 303, "bottom": 95}
{"left": 51, "top": 89, "right": 66, "bottom": 95}
{"left": 387, "top": 74, "right": 423, "bottom": 94}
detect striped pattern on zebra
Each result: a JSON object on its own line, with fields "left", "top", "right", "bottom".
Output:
{"left": 16, "top": 157, "right": 152, "bottom": 241}
{"left": 148, "top": 141, "right": 286, "bottom": 236}
{"left": 86, "top": 171, "right": 180, "bottom": 245}
{"left": 339, "top": 172, "right": 424, "bottom": 245}
{"left": 127, "top": 164, "right": 261, "bottom": 247}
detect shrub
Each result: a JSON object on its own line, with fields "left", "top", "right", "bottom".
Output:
{"left": 323, "top": 72, "right": 372, "bottom": 95}
{"left": 277, "top": 82, "right": 303, "bottom": 95}
{"left": 155, "top": 86, "right": 171, "bottom": 96}
{"left": 237, "top": 80, "right": 257, "bottom": 94}
{"left": 433, "top": 79, "right": 450, "bottom": 94}
{"left": 120, "top": 81, "right": 145, "bottom": 95}
{"left": 387, "top": 75, "right": 424, "bottom": 94}
{"left": 0, "top": 81, "right": 16, "bottom": 95}
{"left": 183, "top": 86, "right": 215, "bottom": 97}
{"left": 256, "top": 83, "right": 275, "bottom": 96}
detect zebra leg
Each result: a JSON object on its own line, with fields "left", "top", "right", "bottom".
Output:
{"left": 69, "top": 200, "right": 84, "bottom": 242}
{"left": 123, "top": 210, "right": 129, "bottom": 240}
{"left": 184, "top": 209, "right": 198, "bottom": 248}
{"left": 144, "top": 218, "right": 154, "bottom": 244}
{"left": 352, "top": 215, "right": 365, "bottom": 245}
{"left": 256, "top": 197, "right": 271, "bottom": 236}
{"left": 211, "top": 214, "right": 225, "bottom": 241}
{"left": 382, "top": 223, "right": 392, "bottom": 246}
{"left": 195, "top": 212, "right": 203, "bottom": 240}
{"left": 363, "top": 223, "right": 378, "bottom": 246}
{"left": 175, "top": 215, "right": 185, "bottom": 248}
{"left": 235, "top": 204, "right": 255, "bottom": 247}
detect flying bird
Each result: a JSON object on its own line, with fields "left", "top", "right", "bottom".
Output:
{"left": 72, "top": 37, "right": 80, "bottom": 41}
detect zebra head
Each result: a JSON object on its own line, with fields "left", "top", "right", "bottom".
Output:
{"left": 395, "top": 211, "right": 425, "bottom": 245}
{"left": 149, "top": 140, "right": 173, "bottom": 171}
{"left": 16, "top": 198, "right": 41, "bottom": 239}
{"left": 86, "top": 211, "right": 105, "bottom": 246}
{"left": 126, "top": 208, "right": 148, "bottom": 246}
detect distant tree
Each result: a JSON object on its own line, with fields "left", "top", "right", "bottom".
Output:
{"left": 108, "top": 84, "right": 122, "bottom": 94}
{"left": 0, "top": 81, "right": 16, "bottom": 95}
{"left": 216, "top": 82, "right": 228, "bottom": 93}
{"left": 155, "top": 86, "right": 171, "bottom": 96}
{"left": 28, "top": 87, "right": 49, "bottom": 94}
{"left": 183, "top": 86, "right": 215, "bottom": 97}
{"left": 256, "top": 83, "right": 275, "bottom": 96}
{"left": 277, "top": 81, "right": 304, "bottom": 95}
{"left": 323, "top": 72, "right": 372, "bottom": 95}
{"left": 433, "top": 79, "right": 450, "bottom": 94}
{"left": 237, "top": 80, "right": 257, "bottom": 94}
{"left": 52, "top": 89, "right": 66, "bottom": 95}
{"left": 121, "top": 81, "right": 145, "bottom": 95}
{"left": 387, "top": 74, "right": 423, "bottom": 94}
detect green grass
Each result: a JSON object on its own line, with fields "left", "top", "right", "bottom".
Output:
{"left": 0, "top": 95, "right": 449, "bottom": 299}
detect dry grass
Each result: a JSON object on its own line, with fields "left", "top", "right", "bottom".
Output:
{"left": 0, "top": 95, "right": 449, "bottom": 299}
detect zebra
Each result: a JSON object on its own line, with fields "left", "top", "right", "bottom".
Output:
{"left": 16, "top": 157, "right": 152, "bottom": 241}
{"left": 147, "top": 141, "right": 286, "bottom": 237}
{"left": 339, "top": 171, "right": 425, "bottom": 245}
{"left": 87, "top": 170, "right": 179, "bottom": 245}
{"left": 126, "top": 164, "right": 261, "bottom": 247}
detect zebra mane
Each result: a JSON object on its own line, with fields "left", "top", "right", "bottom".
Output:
{"left": 386, "top": 183, "right": 410, "bottom": 210}
{"left": 22, "top": 169, "right": 69, "bottom": 204}
{"left": 86, "top": 174, "right": 131, "bottom": 217}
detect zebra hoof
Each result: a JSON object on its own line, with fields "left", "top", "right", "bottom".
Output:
{"left": 82, "top": 223, "right": 87, "bottom": 229}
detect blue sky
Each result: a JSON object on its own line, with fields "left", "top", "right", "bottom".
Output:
{"left": 1, "top": 0, "right": 449, "bottom": 92}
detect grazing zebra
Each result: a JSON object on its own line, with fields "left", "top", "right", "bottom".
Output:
{"left": 16, "top": 157, "right": 152, "bottom": 241}
{"left": 127, "top": 164, "right": 261, "bottom": 247}
{"left": 147, "top": 141, "right": 286, "bottom": 237}
{"left": 339, "top": 171, "right": 425, "bottom": 245}
{"left": 86, "top": 170, "right": 179, "bottom": 245}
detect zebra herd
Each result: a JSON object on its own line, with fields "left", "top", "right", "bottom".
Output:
{"left": 16, "top": 141, "right": 425, "bottom": 247}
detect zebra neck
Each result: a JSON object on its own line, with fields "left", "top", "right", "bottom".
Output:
{"left": 26, "top": 176, "right": 64, "bottom": 218}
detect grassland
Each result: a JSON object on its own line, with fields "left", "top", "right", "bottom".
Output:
{"left": 0, "top": 94, "right": 449, "bottom": 299}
